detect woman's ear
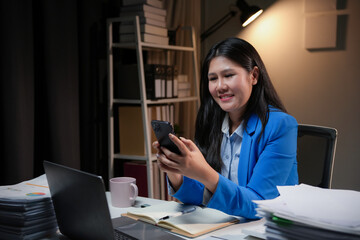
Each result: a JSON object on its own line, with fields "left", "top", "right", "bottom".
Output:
{"left": 251, "top": 66, "right": 259, "bottom": 85}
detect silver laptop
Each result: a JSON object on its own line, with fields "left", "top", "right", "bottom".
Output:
{"left": 43, "top": 161, "right": 182, "bottom": 240}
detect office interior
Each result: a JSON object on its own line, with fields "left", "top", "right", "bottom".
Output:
{"left": 0, "top": 0, "right": 359, "bottom": 194}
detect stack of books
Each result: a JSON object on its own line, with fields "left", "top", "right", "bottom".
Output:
{"left": 119, "top": 0, "right": 168, "bottom": 45}
{"left": 0, "top": 175, "right": 58, "bottom": 240}
{"left": 254, "top": 184, "right": 360, "bottom": 239}
{"left": 177, "top": 74, "right": 191, "bottom": 98}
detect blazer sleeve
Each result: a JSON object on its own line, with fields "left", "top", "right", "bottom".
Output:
{"left": 173, "top": 112, "right": 298, "bottom": 219}
{"left": 171, "top": 176, "right": 205, "bottom": 205}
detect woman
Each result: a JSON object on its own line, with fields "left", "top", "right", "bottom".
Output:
{"left": 153, "top": 38, "right": 298, "bottom": 219}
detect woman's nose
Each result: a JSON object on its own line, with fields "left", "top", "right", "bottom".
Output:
{"left": 217, "top": 78, "right": 227, "bottom": 90}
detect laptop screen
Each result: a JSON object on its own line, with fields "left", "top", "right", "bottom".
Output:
{"left": 43, "top": 161, "right": 115, "bottom": 240}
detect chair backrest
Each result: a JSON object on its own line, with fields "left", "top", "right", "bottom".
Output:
{"left": 297, "top": 124, "right": 338, "bottom": 188}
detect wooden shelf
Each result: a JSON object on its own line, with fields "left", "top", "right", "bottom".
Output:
{"left": 107, "top": 16, "right": 200, "bottom": 198}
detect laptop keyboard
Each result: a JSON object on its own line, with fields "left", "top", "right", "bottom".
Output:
{"left": 114, "top": 229, "right": 137, "bottom": 240}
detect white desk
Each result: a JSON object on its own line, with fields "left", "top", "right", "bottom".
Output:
{"left": 106, "top": 192, "right": 265, "bottom": 240}
{"left": 46, "top": 193, "right": 265, "bottom": 240}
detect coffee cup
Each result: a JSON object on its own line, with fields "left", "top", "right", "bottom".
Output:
{"left": 109, "top": 177, "right": 138, "bottom": 208}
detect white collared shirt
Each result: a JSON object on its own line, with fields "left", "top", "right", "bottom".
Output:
{"left": 201, "top": 114, "right": 244, "bottom": 205}
{"left": 220, "top": 114, "right": 244, "bottom": 185}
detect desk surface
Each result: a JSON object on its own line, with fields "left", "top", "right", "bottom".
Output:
{"left": 46, "top": 193, "right": 265, "bottom": 240}
{"left": 107, "top": 192, "right": 265, "bottom": 240}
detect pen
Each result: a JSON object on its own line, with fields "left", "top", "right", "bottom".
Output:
{"left": 159, "top": 206, "right": 196, "bottom": 220}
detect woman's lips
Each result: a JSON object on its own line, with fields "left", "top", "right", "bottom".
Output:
{"left": 219, "top": 94, "right": 234, "bottom": 101}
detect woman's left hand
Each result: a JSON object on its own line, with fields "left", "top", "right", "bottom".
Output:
{"left": 157, "top": 134, "right": 219, "bottom": 193}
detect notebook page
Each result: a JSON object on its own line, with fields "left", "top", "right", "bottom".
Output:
{"left": 160, "top": 207, "right": 238, "bottom": 235}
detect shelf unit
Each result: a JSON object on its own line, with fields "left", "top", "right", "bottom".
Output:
{"left": 107, "top": 16, "right": 200, "bottom": 197}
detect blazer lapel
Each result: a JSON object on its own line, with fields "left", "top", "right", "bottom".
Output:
{"left": 238, "top": 114, "right": 258, "bottom": 186}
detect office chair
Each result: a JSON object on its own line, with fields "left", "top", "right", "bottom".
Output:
{"left": 297, "top": 124, "right": 338, "bottom": 188}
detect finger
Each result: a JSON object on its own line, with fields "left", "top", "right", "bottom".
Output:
{"left": 160, "top": 146, "right": 182, "bottom": 162}
{"left": 157, "top": 153, "right": 179, "bottom": 167}
{"left": 168, "top": 133, "right": 189, "bottom": 153}
{"left": 157, "top": 160, "right": 181, "bottom": 174}
{"left": 179, "top": 137, "right": 198, "bottom": 151}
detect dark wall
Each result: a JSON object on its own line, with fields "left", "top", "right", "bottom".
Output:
{"left": 0, "top": 0, "right": 120, "bottom": 185}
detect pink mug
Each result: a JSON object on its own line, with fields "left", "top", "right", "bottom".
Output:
{"left": 109, "top": 177, "right": 138, "bottom": 208}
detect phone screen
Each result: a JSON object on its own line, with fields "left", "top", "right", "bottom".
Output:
{"left": 151, "top": 120, "right": 181, "bottom": 155}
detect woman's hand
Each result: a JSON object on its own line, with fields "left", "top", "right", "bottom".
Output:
{"left": 153, "top": 134, "right": 219, "bottom": 193}
{"left": 152, "top": 140, "right": 183, "bottom": 190}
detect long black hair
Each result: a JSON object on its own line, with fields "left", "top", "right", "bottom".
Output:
{"left": 195, "top": 38, "right": 286, "bottom": 172}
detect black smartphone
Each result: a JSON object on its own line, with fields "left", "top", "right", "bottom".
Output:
{"left": 151, "top": 120, "right": 181, "bottom": 155}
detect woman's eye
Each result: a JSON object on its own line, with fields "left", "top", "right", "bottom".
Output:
{"left": 225, "top": 74, "right": 234, "bottom": 78}
{"left": 208, "top": 76, "right": 217, "bottom": 81}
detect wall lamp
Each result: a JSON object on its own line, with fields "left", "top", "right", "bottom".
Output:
{"left": 201, "top": 0, "right": 263, "bottom": 41}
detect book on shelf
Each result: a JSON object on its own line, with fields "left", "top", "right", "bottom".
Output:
{"left": 147, "top": 105, "right": 159, "bottom": 154}
{"left": 165, "top": 65, "right": 174, "bottom": 98}
{"left": 122, "top": 0, "right": 163, "bottom": 9}
{"left": 119, "top": 104, "right": 175, "bottom": 156}
{"left": 120, "top": 16, "right": 166, "bottom": 28}
{"left": 160, "top": 72, "right": 166, "bottom": 98}
{"left": 123, "top": 161, "right": 148, "bottom": 197}
{"left": 155, "top": 105, "right": 162, "bottom": 120}
{"left": 148, "top": 104, "right": 175, "bottom": 139}
{"left": 178, "top": 82, "right": 191, "bottom": 97}
{"left": 122, "top": 160, "right": 162, "bottom": 199}
{"left": 120, "top": 32, "right": 169, "bottom": 45}
{"left": 144, "top": 64, "right": 165, "bottom": 99}
{"left": 177, "top": 75, "right": 191, "bottom": 98}
{"left": 161, "top": 105, "right": 168, "bottom": 122}
{"left": 121, "top": 4, "right": 166, "bottom": 17}
{"left": 173, "top": 66, "right": 178, "bottom": 98}
{"left": 119, "top": 106, "right": 145, "bottom": 155}
{"left": 119, "top": 11, "right": 166, "bottom": 22}
{"left": 152, "top": 161, "right": 161, "bottom": 199}
{"left": 119, "top": 23, "right": 168, "bottom": 37}
{"left": 122, "top": 201, "right": 239, "bottom": 238}
{"left": 115, "top": 63, "right": 179, "bottom": 100}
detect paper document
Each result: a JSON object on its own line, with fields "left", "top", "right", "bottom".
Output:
{"left": 0, "top": 174, "right": 57, "bottom": 240}
{"left": 254, "top": 184, "right": 360, "bottom": 236}
{"left": 0, "top": 174, "right": 50, "bottom": 200}
{"left": 277, "top": 184, "right": 360, "bottom": 228}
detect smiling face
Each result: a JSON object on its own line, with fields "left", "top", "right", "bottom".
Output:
{"left": 208, "top": 56, "right": 258, "bottom": 121}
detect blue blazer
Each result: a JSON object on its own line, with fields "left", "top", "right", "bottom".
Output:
{"left": 172, "top": 108, "right": 299, "bottom": 219}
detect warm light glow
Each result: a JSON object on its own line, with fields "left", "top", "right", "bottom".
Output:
{"left": 242, "top": 9, "right": 263, "bottom": 27}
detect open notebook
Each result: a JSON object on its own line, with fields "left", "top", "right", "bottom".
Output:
{"left": 123, "top": 201, "right": 239, "bottom": 238}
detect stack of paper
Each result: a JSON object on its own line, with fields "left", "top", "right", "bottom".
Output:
{"left": 0, "top": 175, "right": 58, "bottom": 240}
{"left": 254, "top": 184, "right": 360, "bottom": 240}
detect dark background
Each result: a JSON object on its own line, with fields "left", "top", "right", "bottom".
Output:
{"left": 0, "top": 0, "right": 122, "bottom": 185}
